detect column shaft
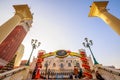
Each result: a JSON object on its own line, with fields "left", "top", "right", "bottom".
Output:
{"left": 0, "top": 15, "right": 21, "bottom": 44}
{"left": 98, "top": 10, "right": 120, "bottom": 35}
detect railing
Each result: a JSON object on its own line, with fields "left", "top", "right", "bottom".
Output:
{"left": 0, "top": 66, "right": 30, "bottom": 80}
{"left": 97, "top": 66, "right": 120, "bottom": 80}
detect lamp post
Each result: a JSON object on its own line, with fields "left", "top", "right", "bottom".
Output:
{"left": 82, "top": 38, "right": 99, "bottom": 65}
{"left": 26, "top": 39, "right": 41, "bottom": 66}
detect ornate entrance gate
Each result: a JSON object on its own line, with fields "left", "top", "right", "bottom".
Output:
{"left": 32, "top": 49, "right": 93, "bottom": 79}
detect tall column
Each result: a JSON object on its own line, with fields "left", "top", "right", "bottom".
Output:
{"left": 89, "top": 1, "right": 120, "bottom": 35}
{"left": 0, "top": 15, "right": 21, "bottom": 44}
{"left": 0, "top": 4, "right": 33, "bottom": 67}
{"left": 0, "top": 4, "right": 33, "bottom": 44}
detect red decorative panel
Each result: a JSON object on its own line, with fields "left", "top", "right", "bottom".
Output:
{"left": 0, "top": 25, "right": 27, "bottom": 66}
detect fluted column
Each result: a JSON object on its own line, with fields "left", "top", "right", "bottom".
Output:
{"left": 89, "top": 1, "right": 120, "bottom": 35}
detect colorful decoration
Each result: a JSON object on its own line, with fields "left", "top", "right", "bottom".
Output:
{"left": 80, "top": 50, "right": 93, "bottom": 79}
{"left": 37, "top": 58, "right": 44, "bottom": 62}
{"left": 56, "top": 50, "right": 68, "bottom": 58}
{"left": 33, "top": 50, "right": 45, "bottom": 79}
{"left": 80, "top": 57, "right": 87, "bottom": 62}
{"left": 33, "top": 49, "right": 93, "bottom": 79}
{"left": 49, "top": 52, "right": 53, "bottom": 54}
{"left": 66, "top": 50, "right": 71, "bottom": 53}
{"left": 37, "top": 51, "right": 44, "bottom": 58}
{"left": 34, "top": 63, "right": 41, "bottom": 79}
{"left": 74, "top": 66, "right": 79, "bottom": 75}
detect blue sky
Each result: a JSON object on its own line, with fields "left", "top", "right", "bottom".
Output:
{"left": 0, "top": 0, "right": 120, "bottom": 68}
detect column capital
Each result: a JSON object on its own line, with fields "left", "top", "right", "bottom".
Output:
{"left": 13, "top": 4, "right": 33, "bottom": 20}
{"left": 88, "top": 1, "right": 108, "bottom": 17}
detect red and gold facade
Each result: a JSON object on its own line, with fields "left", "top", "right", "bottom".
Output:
{"left": 0, "top": 4, "right": 33, "bottom": 67}
{"left": 32, "top": 49, "right": 93, "bottom": 79}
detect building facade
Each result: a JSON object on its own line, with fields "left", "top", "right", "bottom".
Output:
{"left": 31, "top": 49, "right": 94, "bottom": 79}
{"left": 41, "top": 56, "right": 93, "bottom": 73}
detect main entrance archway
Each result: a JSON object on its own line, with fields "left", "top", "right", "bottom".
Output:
{"left": 32, "top": 49, "right": 93, "bottom": 79}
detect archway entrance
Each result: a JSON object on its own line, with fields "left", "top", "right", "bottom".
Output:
{"left": 32, "top": 49, "right": 93, "bottom": 79}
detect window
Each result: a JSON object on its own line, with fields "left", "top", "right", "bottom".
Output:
{"left": 68, "top": 63, "right": 71, "bottom": 67}
{"left": 76, "top": 63, "right": 80, "bottom": 68}
{"left": 53, "top": 63, "right": 56, "bottom": 67}
{"left": 60, "top": 63, "right": 64, "bottom": 68}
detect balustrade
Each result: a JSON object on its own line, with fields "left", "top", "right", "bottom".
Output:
{"left": 97, "top": 66, "right": 120, "bottom": 80}
{"left": 0, "top": 66, "right": 30, "bottom": 80}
